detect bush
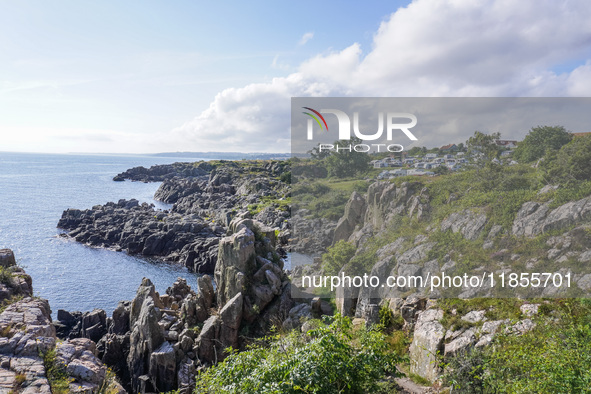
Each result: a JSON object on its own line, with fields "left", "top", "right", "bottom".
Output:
{"left": 322, "top": 241, "right": 356, "bottom": 276}
{"left": 194, "top": 315, "right": 402, "bottom": 394}
{"left": 544, "top": 133, "right": 591, "bottom": 183}
{"left": 513, "top": 125, "right": 572, "bottom": 163}
{"left": 444, "top": 299, "right": 591, "bottom": 393}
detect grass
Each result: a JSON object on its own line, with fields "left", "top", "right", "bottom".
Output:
{"left": 409, "top": 372, "right": 432, "bottom": 386}
{"left": 42, "top": 348, "right": 71, "bottom": 394}
{"left": 0, "top": 266, "right": 13, "bottom": 285}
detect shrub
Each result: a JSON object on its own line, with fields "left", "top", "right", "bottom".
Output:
{"left": 513, "top": 125, "right": 572, "bottom": 163}
{"left": 322, "top": 241, "right": 356, "bottom": 276}
{"left": 194, "top": 315, "right": 402, "bottom": 394}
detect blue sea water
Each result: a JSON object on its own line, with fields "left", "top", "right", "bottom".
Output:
{"left": 0, "top": 151, "right": 207, "bottom": 317}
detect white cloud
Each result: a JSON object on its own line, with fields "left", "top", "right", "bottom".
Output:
{"left": 298, "top": 32, "right": 314, "bottom": 46}
{"left": 170, "top": 0, "right": 591, "bottom": 152}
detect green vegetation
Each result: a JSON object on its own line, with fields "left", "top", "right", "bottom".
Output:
{"left": 324, "top": 138, "right": 371, "bottom": 178}
{"left": 321, "top": 240, "right": 356, "bottom": 276}
{"left": 513, "top": 125, "right": 572, "bottom": 163}
{"left": 467, "top": 131, "right": 501, "bottom": 162}
{"left": 42, "top": 348, "right": 71, "bottom": 394}
{"left": 293, "top": 178, "right": 369, "bottom": 220}
{"left": 0, "top": 266, "right": 13, "bottom": 285}
{"left": 194, "top": 315, "right": 402, "bottom": 394}
{"left": 444, "top": 299, "right": 591, "bottom": 393}
{"left": 543, "top": 133, "right": 591, "bottom": 183}
{"left": 247, "top": 196, "right": 291, "bottom": 215}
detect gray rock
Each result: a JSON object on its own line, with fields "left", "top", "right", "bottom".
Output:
{"left": 127, "top": 296, "right": 164, "bottom": 393}
{"left": 197, "top": 275, "right": 215, "bottom": 309}
{"left": 513, "top": 197, "right": 591, "bottom": 237}
{"left": 397, "top": 243, "right": 436, "bottom": 265}
{"left": 333, "top": 192, "right": 366, "bottom": 244}
{"left": 441, "top": 210, "right": 487, "bottom": 240}
{"left": 520, "top": 304, "right": 539, "bottom": 317}
{"left": 282, "top": 303, "right": 312, "bottom": 331}
{"left": 0, "top": 249, "right": 16, "bottom": 268}
{"left": 149, "top": 341, "right": 177, "bottom": 392}
{"left": 445, "top": 328, "right": 477, "bottom": 358}
{"left": 196, "top": 315, "right": 220, "bottom": 364}
{"left": 409, "top": 309, "right": 444, "bottom": 383}
{"left": 215, "top": 225, "right": 255, "bottom": 306}
{"left": 219, "top": 292, "right": 243, "bottom": 352}
{"left": 461, "top": 310, "right": 486, "bottom": 323}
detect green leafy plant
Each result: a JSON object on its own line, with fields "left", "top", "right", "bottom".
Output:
{"left": 194, "top": 315, "right": 402, "bottom": 394}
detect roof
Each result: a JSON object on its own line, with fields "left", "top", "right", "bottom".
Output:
{"left": 440, "top": 143, "right": 456, "bottom": 150}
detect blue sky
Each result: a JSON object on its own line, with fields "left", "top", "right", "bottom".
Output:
{"left": 1, "top": 0, "right": 591, "bottom": 153}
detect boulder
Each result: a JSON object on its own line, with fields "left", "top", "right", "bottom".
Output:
{"left": 219, "top": 292, "right": 243, "bottom": 352}
{"left": 332, "top": 192, "right": 367, "bottom": 244}
{"left": 512, "top": 196, "right": 591, "bottom": 237}
{"left": 0, "top": 249, "right": 16, "bottom": 268}
{"left": 441, "top": 210, "right": 487, "bottom": 241}
{"left": 409, "top": 309, "right": 445, "bottom": 383}
{"left": 149, "top": 341, "right": 177, "bottom": 392}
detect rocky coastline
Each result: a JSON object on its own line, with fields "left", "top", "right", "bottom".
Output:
{"left": 10, "top": 156, "right": 591, "bottom": 391}
{"left": 58, "top": 160, "right": 291, "bottom": 273}
{"left": 2, "top": 213, "right": 326, "bottom": 393}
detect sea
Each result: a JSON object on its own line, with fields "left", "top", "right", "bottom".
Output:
{"left": 0, "top": 151, "right": 209, "bottom": 317}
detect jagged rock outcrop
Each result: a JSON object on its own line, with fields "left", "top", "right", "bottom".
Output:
{"left": 113, "top": 162, "right": 210, "bottom": 182}
{"left": 64, "top": 217, "right": 293, "bottom": 392}
{"left": 512, "top": 196, "right": 591, "bottom": 236}
{"left": 58, "top": 199, "right": 222, "bottom": 273}
{"left": 214, "top": 217, "right": 293, "bottom": 332}
{"left": 55, "top": 309, "right": 108, "bottom": 342}
{"left": 0, "top": 250, "right": 124, "bottom": 393}
{"left": 409, "top": 309, "right": 445, "bottom": 383}
{"left": 365, "top": 181, "right": 426, "bottom": 231}
{"left": 0, "top": 249, "right": 33, "bottom": 303}
{"left": 290, "top": 210, "right": 336, "bottom": 255}
{"left": 61, "top": 161, "right": 291, "bottom": 275}
{"left": 333, "top": 192, "right": 367, "bottom": 244}
{"left": 440, "top": 209, "right": 487, "bottom": 241}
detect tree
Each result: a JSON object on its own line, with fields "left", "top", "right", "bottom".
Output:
{"left": 545, "top": 133, "right": 591, "bottom": 182}
{"left": 324, "top": 137, "right": 370, "bottom": 178}
{"left": 513, "top": 125, "right": 572, "bottom": 163}
{"left": 466, "top": 131, "right": 501, "bottom": 164}
{"left": 308, "top": 145, "right": 330, "bottom": 160}
{"left": 407, "top": 146, "right": 423, "bottom": 156}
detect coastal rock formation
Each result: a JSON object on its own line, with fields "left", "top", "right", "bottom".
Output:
{"left": 54, "top": 217, "right": 296, "bottom": 393}
{"left": 512, "top": 196, "right": 591, "bottom": 236}
{"left": 60, "top": 160, "right": 291, "bottom": 274}
{"left": 58, "top": 199, "right": 222, "bottom": 273}
{"left": 0, "top": 250, "right": 124, "bottom": 393}
{"left": 0, "top": 249, "right": 33, "bottom": 302}
{"left": 113, "top": 162, "right": 210, "bottom": 182}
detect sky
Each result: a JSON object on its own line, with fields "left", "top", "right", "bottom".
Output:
{"left": 1, "top": 0, "right": 591, "bottom": 154}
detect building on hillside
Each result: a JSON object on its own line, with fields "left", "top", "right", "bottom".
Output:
{"left": 440, "top": 143, "right": 458, "bottom": 152}
{"left": 573, "top": 132, "right": 591, "bottom": 138}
